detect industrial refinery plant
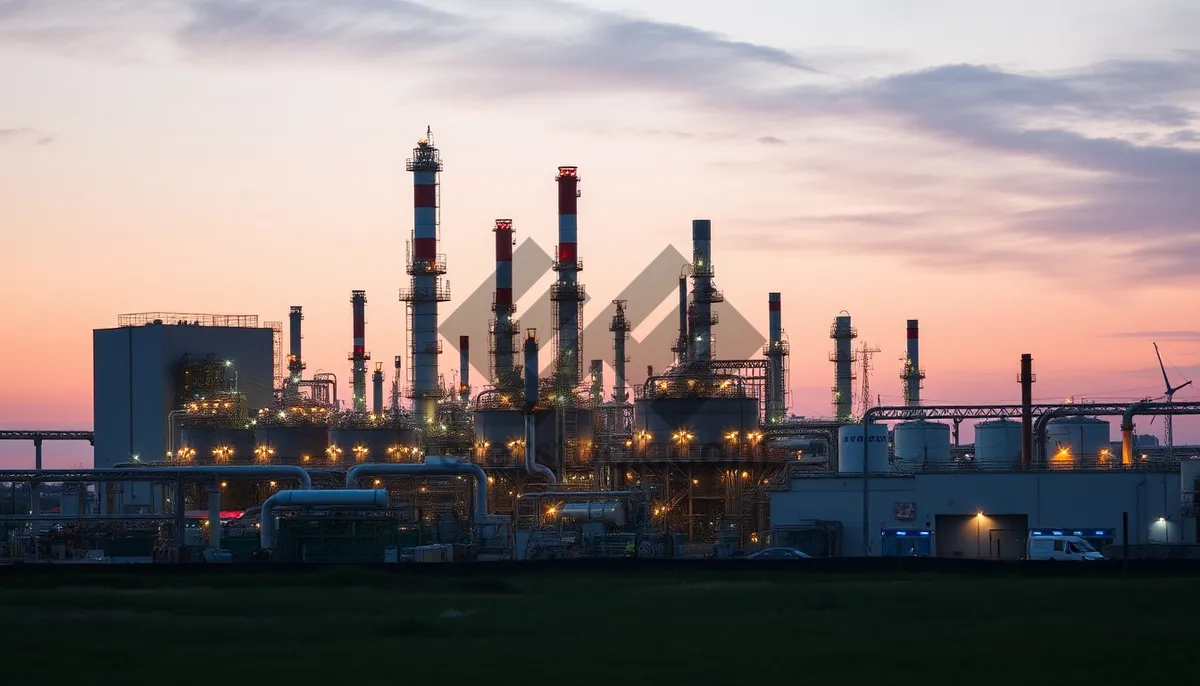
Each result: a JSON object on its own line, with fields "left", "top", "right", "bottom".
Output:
{"left": 2, "top": 126, "right": 1199, "bottom": 564}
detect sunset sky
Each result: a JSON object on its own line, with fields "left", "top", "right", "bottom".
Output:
{"left": 2, "top": 0, "right": 1199, "bottom": 467}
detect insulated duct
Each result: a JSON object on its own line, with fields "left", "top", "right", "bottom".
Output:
{"left": 260, "top": 488, "right": 389, "bottom": 550}
{"left": 344, "top": 459, "right": 488, "bottom": 520}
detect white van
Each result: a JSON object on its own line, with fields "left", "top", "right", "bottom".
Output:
{"left": 1027, "top": 534, "right": 1105, "bottom": 561}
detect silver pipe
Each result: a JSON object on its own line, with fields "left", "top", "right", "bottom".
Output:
{"left": 19, "top": 466, "right": 314, "bottom": 490}
{"left": 261, "top": 488, "right": 389, "bottom": 549}
{"left": 522, "top": 490, "right": 641, "bottom": 498}
{"left": 344, "top": 460, "right": 489, "bottom": 520}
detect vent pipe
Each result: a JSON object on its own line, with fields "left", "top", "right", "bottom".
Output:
{"left": 524, "top": 329, "right": 556, "bottom": 485}
{"left": 902, "top": 319, "right": 925, "bottom": 407}
{"left": 349, "top": 290, "right": 370, "bottom": 412}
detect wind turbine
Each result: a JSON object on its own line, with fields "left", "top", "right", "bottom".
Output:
{"left": 1154, "top": 342, "right": 1192, "bottom": 461}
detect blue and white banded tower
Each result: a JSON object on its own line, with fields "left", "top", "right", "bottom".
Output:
{"left": 689, "top": 219, "right": 723, "bottom": 362}
{"left": 399, "top": 127, "right": 450, "bottom": 428}
{"left": 551, "top": 167, "right": 585, "bottom": 388}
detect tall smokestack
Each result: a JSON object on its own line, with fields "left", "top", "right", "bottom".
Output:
{"left": 459, "top": 336, "right": 470, "bottom": 403}
{"left": 690, "top": 220, "right": 722, "bottom": 362}
{"left": 491, "top": 219, "right": 517, "bottom": 382}
{"left": 524, "top": 328, "right": 555, "bottom": 484}
{"left": 672, "top": 274, "right": 689, "bottom": 365}
{"left": 372, "top": 362, "right": 384, "bottom": 414}
{"left": 765, "top": 293, "right": 788, "bottom": 424}
{"left": 551, "top": 166, "right": 584, "bottom": 387}
{"left": 287, "top": 306, "right": 305, "bottom": 387}
{"left": 1020, "top": 354, "right": 1035, "bottom": 467}
{"left": 902, "top": 319, "right": 925, "bottom": 407}
{"left": 349, "top": 290, "right": 370, "bottom": 412}
{"left": 399, "top": 126, "right": 449, "bottom": 427}
{"left": 830, "top": 314, "right": 857, "bottom": 422}
{"left": 610, "top": 300, "right": 630, "bottom": 403}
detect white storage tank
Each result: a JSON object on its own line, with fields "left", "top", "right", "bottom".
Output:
{"left": 893, "top": 420, "right": 952, "bottom": 466}
{"left": 838, "top": 424, "right": 890, "bottom": 473}
{"left": 1044, "top": 416, "right": 1111, "bottom": 464}
{"left": 973, "top": 419, "right": 1022, "bottom": 466}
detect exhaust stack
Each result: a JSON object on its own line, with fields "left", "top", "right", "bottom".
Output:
{"left": 399, "top": 126, "right": 450, "bottom": 427}
{"left": 765, "top": 293, "right": 788, "bottom": 424}
{"left": 689, "top": 220, "right": 723, "bottom": 362}
{"left": 372, "top": 362, "right": 384, "bottom": 414}
{"left": 459, "top": 336, "right": 470, "bottom": 403}
{"left": 1020, "top": 354, "right": 1035, "bottom": 467}
{"left": 491, "top": 219, "right": 517, "bottom": 382}
{"left": 287, "top": 306, "right": 305, "bottom": 389}
{"left": 551, "top": 166, "right": 584, "bottom": 387}
{"left": 901, "top": 319, "right": 925, "bottom": 407}
{"left": 349, "top": 290, "right": 370, "bottom": 412}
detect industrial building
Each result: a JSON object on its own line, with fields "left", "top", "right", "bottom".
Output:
{"left": 3, "top": 124, "right": 1198, "bottom": 564}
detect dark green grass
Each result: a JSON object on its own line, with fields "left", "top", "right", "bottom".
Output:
{"left": 1, "top": 569, "right": 1194, "bottom": 684}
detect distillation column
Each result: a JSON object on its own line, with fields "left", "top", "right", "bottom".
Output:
{"left": 459, "top": 336, "right": 470, "bottom": 403}
{"left": 372, "top": 363, "right": 384, "bottom": 415}
{"left": 689, "top": 220, "right": 723, "bottom": 362}
{"left": 830, "top": 314, "right": 857, "bottom": 422}
{"left": 399, "top": 127, "right": 450, "bottom": 427}
{"left": 491, "top": 219, "right": 517, "bottom": 382}
{"left": 610, "top": 300, "right": 630, "bottom": 403}
{"left": 901, "top": 319, "right": 925, "bottom": 407}
{"left": 349, "top": 290, "right": 370, "bottom": 412}
{"left": 672, "top": 274, "right": 689, "bottom": 365}
{"left": 551, "top": 167, "right": 584, "bottom": 387}
{"left": 287, "top": 306, "right": 305, "bottom": 394}
{"left": 765, "top": 293, "right": 789, "bottom": 424}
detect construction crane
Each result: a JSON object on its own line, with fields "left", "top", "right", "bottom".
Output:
{"left": 1154, "top": 342, "right": 1192, "bottom": 461}
{"left": 858, "top": 342, "right": 882, "bottom": 419}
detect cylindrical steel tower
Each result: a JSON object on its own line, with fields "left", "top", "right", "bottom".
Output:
{"left": 459, "top": 335, "right": 470, "bottom": 403}
{"left": 830, "top": 313, "right": 857, "bottom": 422}
{"left": 399, "top": 126, "right": 450, "bottom": 427}
{"left": 551, "top": 166, "right": 585, "bottom": 387}
{"left": 372, "top": 362, "right": 384, "bottom": 415}
{"left": 589, "top": 359, "right": 604, "bottom": 405}
{"left": 609, "top": 300, "right": 631, "bottom": 403}
{"left": 689, "top": 219, "right": 723, "bottom": 362}
{"left": 901, "top": 319, "right": 925, "bottom": 407}
{"left": 672, "top": 274, "right": 689, "bottom": 365}
{"left": 491, "top": 218, "right": 517, "bottom": 382}
{"left": 287, "top": 306, "right": 305, "bottom": 388}
{"left": 349, "top": 290, "right": 370, "bottom": 412}
{"left": 1020, "top": 353, "right": 1035, "bottom": 467}
{"left": 765, "top": 292, "right": 789, "bottom": 424}
{"left": 524, "top": 330, "right": 539, "bottom": 411}
{"left": 391, "top": 355, "right": 402, "bottom": 411}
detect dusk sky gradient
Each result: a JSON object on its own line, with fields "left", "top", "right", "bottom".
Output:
{"left": 2, "top": 0, "right": 1199, "bottom": 467}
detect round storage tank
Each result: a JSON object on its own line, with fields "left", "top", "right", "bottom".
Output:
{"left": 838, "top": 424, "right": 889, "bottom": 473}
{"left": 1044, "top": 416, "right": 1111, "bottom": 464}
{"left": 328, "top": 427, "right": 417, "bottom": 463}
{"left": 893, "top": 420, "right": 952, "bottom": 466}
{"left": 973, "top": 419, "right": 1022, "bottom": 466}
{"left": 178, "top": 427, "right": 256, "bottom": 463}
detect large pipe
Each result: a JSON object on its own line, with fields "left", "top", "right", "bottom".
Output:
{"left": 766, "top": 293, "right": 785, "bottom": 424}
{"left": 459, "top": 336, "right": 470, "bottom": 403}
{"left": 610, "top": 300, "right": 630, "bottom": 403}
{"left": 28, "top": 466, "right": 312, "bottom": 490}
{"left": 552, "top": 166, "right": 583, "bottom": 387}
{"left": 492, "top": 218, "right": 516, "bottom": 381}
{"left": 260, "top": 488, "right": 389, "bottom": 550}
{"left": 524, "top": 329, "right": 557, "bottom": 485}
{"left": 401, "top": 127, "right": 446, "bottom": 427}
{"left": 691, "top": 220, "right": 715, "bottom": 362}
{"left": 902, "top": 319, "right": 923, "bottom": 407}
{"left": 675, "top": 275, "right": 689, "bottom": 364}
{"left": 345, "top": 460, "right": 487, "bottom": 520}
{"left": 350, "top": 290, "right": 370, "bottom": 412}
{"left": 287, "top": 306, "right": 304, "bottom": 387}
{"left": 831, "top": 314, "right": 856, "bottom": 422}
{"left": 372, "top": 362, "right": 384, "bottom": 414}
{"left": 1021, "top": 353, "right": 1034, "bottom": 468}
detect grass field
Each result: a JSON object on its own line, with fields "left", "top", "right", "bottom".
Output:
{"left": 1, "top": 567, "right": 1194, "bottom": 684}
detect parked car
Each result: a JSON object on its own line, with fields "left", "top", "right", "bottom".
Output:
{"left": 1027, "top": 534, "right": 1105, "bottom": 561}
{"left": 746, "top": 547, "right": 811, "bottom": 559}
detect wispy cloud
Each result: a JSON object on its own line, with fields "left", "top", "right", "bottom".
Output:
{"left": 0, "top": 126, "right": 54, "bottom": 145}
{"left": 757, "top": 136, "right": 786, "bottom": 146}
{"left": 1109, "top": 331, "right": 1200, "bottom": 342}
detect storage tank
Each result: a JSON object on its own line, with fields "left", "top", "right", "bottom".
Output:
{"left": 838, "top": 424, "right": 889, "bottom": 473}
{"left": 893, "top": 420, "right": 952, "bottom": 466}
{"left": 634, "top": 397, "right": 759, "bottom": 444}
{"left": 327, "top": 427, "right": 417, "bottom": 463}
{"left": 253, "top": 425, "right": 329, "bottom": 464}
{"left": 557, "top": 501, "right": 627, "bottom": 527}
{"left": 177, "top": 427, "right": 255, "bottom": 463}
{"left": 1044, "top": 416, "right": 1111, "bottom": 464}
{"left": 973, "top": 419, "right": 1022, "bottom": 466}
